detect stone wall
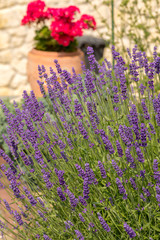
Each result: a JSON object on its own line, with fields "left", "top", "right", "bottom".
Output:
{"left": 0, "top": 0, "right": 120, "bottom": 99}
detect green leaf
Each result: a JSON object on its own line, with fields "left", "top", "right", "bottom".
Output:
{"left": 151, "top": 226, "right": 160, "bottom": 232}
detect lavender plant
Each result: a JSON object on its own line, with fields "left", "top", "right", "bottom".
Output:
{"left": 0, "top": 45, "right": 160, "bottom": 239}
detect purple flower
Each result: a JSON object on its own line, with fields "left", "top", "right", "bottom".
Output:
{"left": 55, "top": 168, "right": 65, "bottom": 186}
{"left": 43, "top": 234, "right": 52, "bottom": 240}
{"left": 57, "top": 187, "right": 66, "bottom": 201}
{"left": 155, "top": 57, "right": 160, "bottom": 74}
{"left": 140, "top": 123, "right": 147, "bottom": 147}
{"left": 87, "top": 46, "right": 97, "bottom": 71}
{"left": 149, "top": 123, "right": 156, "bottom": 134}
{"left": 153, "top": 159, "right": 158, "bottom": 171}
{"left": 83, "top": 178, "right": 90, "bottom": 200}
{"left": 113, "top": 94, "right": 119, "bottom": 103}
{"left": 84, "top": 70, "right": 96, "bottom": 97}
{"left": 140, "top": 170, "right": 145, "bottom": 178}
{"left": 66, "top": 189, "right": 78, "bottom": 208}
{"left": 142, "top": 187, "right": 151, "bottom": 197}
{"left": 64, "top": 220, "right": 74, "bottom": 230}
{"left": 108, "top": 126, "right": 114, "bottom": 137}
{"left": 116, "top": 140, "right": 124, "bottom": 157}
{"left": 3, "top": 199, "right": 13, "bottom": 214}
{"left": 14, "top": 211, "right": 23, "bottom": 226}
{"left": 130, "top": 178, "right": 137, "bottom": 190}
{"left": 85, "top": 163, "right": 95, "bottom": 184}
{"left": 118, "top": 125, "right": 132, "bottom": 147}
{"left": 141, "top": 99, "right": 150, "bottom": 120}
{"left": 124, "top": 222, "right": 136, "bottom": 238}
{"left": 112, "top": 45, "right": 120, "bottom": 60}
{"left": 19, "top": 151, "right": 32, "bottom": 166}
{"left": 129, "top": 60, "right": 139, "bottom": 82}
{"left": 125, "top": 148, "right": 135, "bottom": 168}
{"left": 139, "top": 84, "right": 146, "bottom": 96}
{"left": 75, "top": 230, "right": 84, "bottom": 240}
{"left": 37, "top": 210, "right": 47, "bottom": 221}
{"left": 78, "top": 196, "right": 87, "bottom": 207}
{"left": 97, "top": 212, "right": 111, "bottom": 232}
{"left": 79, "top": 213, "right": 85, "bottom": 222}
{"left": 74, "top": 99, "right": 83, "bottom": 119}
{"left": 78, "top": 121, "right": 89, "bottom": 140}
{"left": 116, "top": 178, "right": 126, "bottom": 194}
{"left": 100, "top": 129, "right": 115, "bottom": 154}
{"left": 75, "top": 164, "right": 86, "bottom": 179}
{"left": 89, "top": 222, "right": 95, "bottom": 228}
{"left": 136, "top": 147, "right": 144, "bottom": 163}
{"left": 112, "top": 160, "right": 123, "bottom": 177}
{"left": 98, "top": 161, "right": 107, "bottom": 178}
{"left": 156, "top": 185, "right": 160, "bottom": 205}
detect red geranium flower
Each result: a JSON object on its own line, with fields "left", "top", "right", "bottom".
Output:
{"left": 80, "top": 14, "right": 96, "bottom": 30}
{"left": 21, "top": 1, "right": 96, "bottom": 49}
{"left": 21, "top": 0, "right": 47, "bottom": 25}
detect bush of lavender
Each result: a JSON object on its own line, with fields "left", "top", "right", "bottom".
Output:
{"left": 0, "top": 45, "right": 160, "bottom": 240}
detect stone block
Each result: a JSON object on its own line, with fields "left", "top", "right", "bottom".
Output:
{"left": 0, "top": 0, "right": 15, "bottom": 9}
{"left": 10, "top": 74, "right": 27, "bottom": 89}
{"left": 0, "top": 64, "right": 14, "bottom": 87}
{"left": 25, "top": 29, "right": 35, "bottom": 43}
{"left": 0, "top": 31, "right": 10, "bottom": 50}
{"left": 11, "top": 83, "right": 31, "bottom": 97}
{"left": 0, "top": 6, "right": 25, "bottom": 28}
{"left": 12, "top": 43, "right": 33, "bottom": 58}
{"left": 11, "top": 58, "right": 27, "bottom": 75}
{"left": 0, "top": 50, "right": 12, "bottom": 64}
{"left": 10, "top": 36, "right": 24, "bottom": 48}
{"left": 8, "top": 26, "right": 27, "bottom": 37}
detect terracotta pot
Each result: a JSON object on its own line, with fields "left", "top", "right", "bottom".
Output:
{"left": 27, "top": 48, "right": 85, "bottom": 97}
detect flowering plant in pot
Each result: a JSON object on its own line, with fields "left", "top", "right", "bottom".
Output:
{"left": 21, "top": 0, "right": 96, "bottom": 96}
{"left": 21, "top": 0, "right": 96, "bottom": 52}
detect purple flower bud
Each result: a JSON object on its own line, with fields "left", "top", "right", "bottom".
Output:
{"left": 139, "top": 84, "right": 146, "bottom": 95}
{"left": 98, "top": 161, "right": 107, "bottom": 178}
{"left": 75, "top": 164, "right": 86, "bottom": 179}
{"left": 97, "top": 212, "right": 111, "bottom": 232}
{"left": 66, "top": 189, "right": 78, "bottom": 208}
{"left": 78, "top": 121, "right": 89, "bottom": 140}
{"left": 153, "top": 159, "right": 158, "bottom": 171}
{"left": 141, "top": 99, "right": 150, "bottom": 120}
{"left": 116, "top": 178, "right": 126, "bottom": 194}
{"left": 136, "top": 147, "right": 144, "bottom": 163}
{"left": 130, "top": 178, "right": 137, "bottom": 190}
{"left": 57, "top": 187, "right": 66, "bottom": 201}
{"left": 79, "top": 196, "right": 87, "bottom": 207}
{"left": 75, "top": 230, "right": 84, "bottom": 240}
{"left": 14, "top": 211, "right": 23, "bottom": 226}
{"left": 124, "top": 222, "right": 136, "bottom": 238}
{"left": 83, "top": 178, "right": 90, "bottom": 200}
{"left": 79, "top": 213, "right": 85, "bottom": 222}
{"left": 116, "top": 140, "right": 123, "bottom": 157}
{"left": 140, "top": 123, "right": 147, "bottom": 147}
{"left": 112, "top": 160, "right": 123, "bottom": 177}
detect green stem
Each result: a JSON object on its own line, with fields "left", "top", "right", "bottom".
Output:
{"left": 111, "top": 0, "right": 115, "bottom": 67}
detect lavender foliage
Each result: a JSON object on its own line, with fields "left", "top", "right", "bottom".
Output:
{"left": 0, "top": 46, "right": 160, "bottom": 239}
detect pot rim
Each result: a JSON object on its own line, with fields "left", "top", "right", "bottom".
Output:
{"left": 29, "top": 48, "right": 83, "bottom": 57}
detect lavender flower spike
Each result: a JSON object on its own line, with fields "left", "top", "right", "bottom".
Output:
{"left": 75, "top": 230, "right": 84, "bottom": 240}
{"left": 116, "top": 178, "right": 126, "bottom": 194}
{"left": 124, "top": 222, "right": 136, "bottom": 238}
{"left": 97, "top": 212, "right": 111, "bottom": 232}
{"left": 98, "top": 161, "right": 107, "bottom": 178}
